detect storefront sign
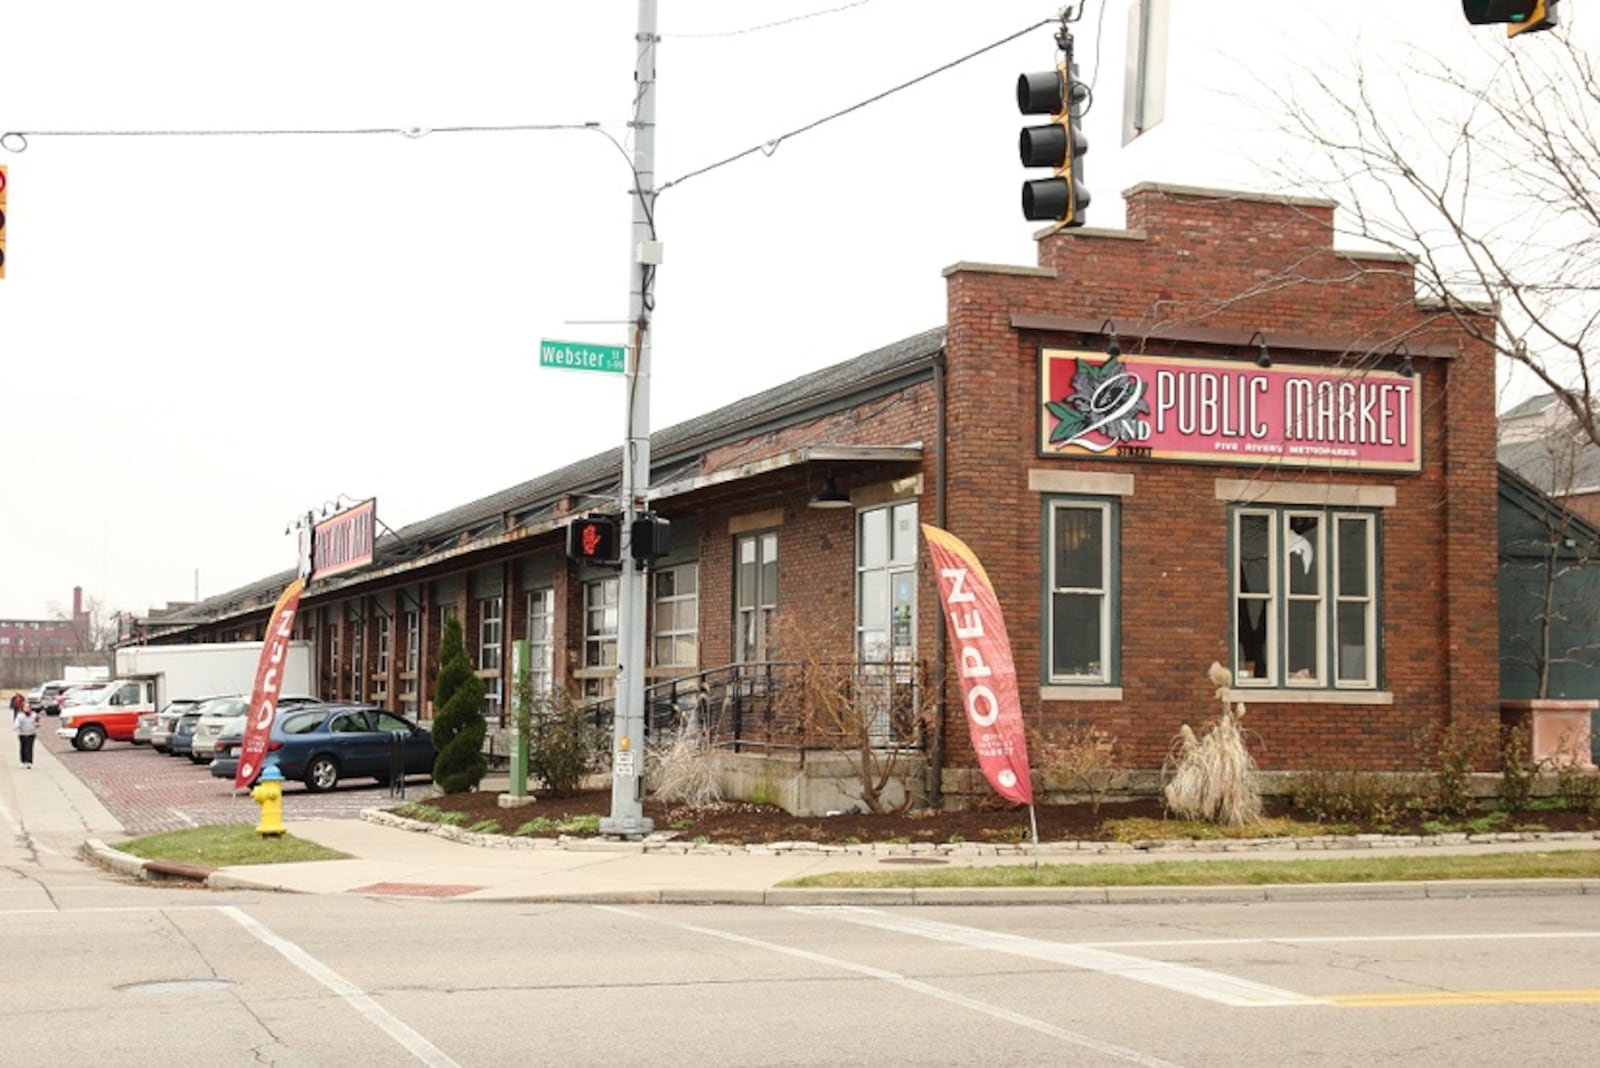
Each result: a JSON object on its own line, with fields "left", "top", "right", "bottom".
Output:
{"left": 312, "top": 498, "right": 376, "bottom": 580}
{"left": 1039, "top": 348, "right": 1421, "bottom": 470}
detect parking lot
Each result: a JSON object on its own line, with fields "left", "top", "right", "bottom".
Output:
{"left": 38, "top": 721, "right": 430, "bottom": 836}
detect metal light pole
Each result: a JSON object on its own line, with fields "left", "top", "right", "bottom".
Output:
{"left": 602, "top": 0, "right": 659, "bottom": 836}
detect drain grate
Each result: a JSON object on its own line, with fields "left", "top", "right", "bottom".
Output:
{"left": 878, "top": 857, "right": 949, "bottom": 866}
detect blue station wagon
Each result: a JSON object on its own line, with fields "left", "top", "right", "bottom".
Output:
{"left": 262, "top": 704, "right": 434, "bottom": 792}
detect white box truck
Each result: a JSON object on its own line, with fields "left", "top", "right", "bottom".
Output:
{"left": 114, "top": 641, "right": 315, "bottom": 711}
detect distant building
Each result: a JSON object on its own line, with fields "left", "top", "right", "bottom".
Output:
{"left": 0, "top": 586, "right": 91, "bottom": 653}
{"left": 1499, "top": 392, "right": 1600, "bottom": 528}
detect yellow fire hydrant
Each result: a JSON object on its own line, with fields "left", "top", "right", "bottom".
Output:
{"left": 252, "top": 765, "right": 287, "bottom": 838}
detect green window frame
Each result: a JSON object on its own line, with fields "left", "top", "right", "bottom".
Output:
{"left": 1043, "top": 497, "right": 1119, "bottom": 685}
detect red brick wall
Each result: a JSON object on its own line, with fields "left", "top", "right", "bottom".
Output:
{"left": 941, "top": 184, "right": 1500, "bottom": 777}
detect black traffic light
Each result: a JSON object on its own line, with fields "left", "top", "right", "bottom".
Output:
{"left": 1462, "top": 0, "right": 1557, "bottom": 36}
{"left": 629, "top": 513, "right": 671, "bottom": 564}
{"left": 1018, "top": 63, "right": 1089, "bottom": 226}
{"left": 567, "top": 515, "right": 620, "bottom": 564}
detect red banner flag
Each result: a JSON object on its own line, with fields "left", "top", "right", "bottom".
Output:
{"left": 235, "top": 578, "right": 306, "bottom": 789}
{"left": 922, "top": 524, "right": 1033, "bottom": 805}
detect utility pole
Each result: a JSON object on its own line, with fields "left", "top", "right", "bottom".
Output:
{"left": 602, "top": 0, "right": 659, "bottom": 836}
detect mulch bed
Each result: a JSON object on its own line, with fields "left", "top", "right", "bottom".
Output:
{"left": 396, "top": 787, "right": 1600, "bottom": 846}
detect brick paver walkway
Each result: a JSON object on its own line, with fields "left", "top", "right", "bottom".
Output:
{"left": 37, "top": 723, "right": 430, "bottom": 836}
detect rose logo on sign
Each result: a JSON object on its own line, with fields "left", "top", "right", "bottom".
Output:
{"left": 1044, "top": 351, "right": 1151, "bottom": 453}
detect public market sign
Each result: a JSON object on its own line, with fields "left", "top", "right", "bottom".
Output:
{"left": 312, "top": 499, "right": 376, "bottom": 580}
{"left": 540, "top": 339, "right": 626, "bottom": 375}
{"left": 1038, "top": 348, "right": 1421, "bottom": 471}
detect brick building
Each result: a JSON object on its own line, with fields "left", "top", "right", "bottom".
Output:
{"left": 138, "top": 184, "right": 1499, "bottom": 804}
{"left": 0, "top": 586, "right": 91, "bottom": 654}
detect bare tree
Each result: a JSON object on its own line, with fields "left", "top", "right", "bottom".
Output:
{"left": 770, "top": 611, "right": 935, "bottom": 815}
{"left": 1262, "top": 21, "right": 1599, "bottom": 440}
{"left": 47, "top": 594, "right": 120, "bottom": 653}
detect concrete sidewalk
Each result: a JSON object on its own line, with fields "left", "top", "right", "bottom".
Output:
{"left": 11, "top": 734, "right": 1599, "bottom": 905}
{"left": 82, "top": 795, "right": 1600, "bottom": 906}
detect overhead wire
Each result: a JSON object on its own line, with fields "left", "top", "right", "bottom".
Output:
{"left": 657, "top": 17, "right": 1054, "bottom": 192}
{"left": 3, "top": 14, "right": 1058, "bottom": 201}
{"left": 665, "top": 0, "right": 874, "bottom": 39}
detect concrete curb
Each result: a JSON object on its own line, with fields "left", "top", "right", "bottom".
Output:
{"left": 79, "top": 825, "right": 1600, "bottom": 905}
{"left": 82, "top": 839, "right": 218, "bottom": 886}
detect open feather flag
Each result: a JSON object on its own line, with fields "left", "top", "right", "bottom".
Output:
{"left": 922, "top": 524, "right": 1033, "bottom": 805}
{"left": 235, "top": 578, "right": 306, "bottom": 788}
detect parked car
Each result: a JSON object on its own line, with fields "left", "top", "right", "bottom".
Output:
{"left": 192, "top": 695, "right": 318, "bottom": 762}
{"left": 169, "top": 707, "right": 205, "bottom": 762}
{"left": 209, "top": 721, "right": 248, "bottom": 782}
{"left": 190, "top": 697, "right": 250, "bottom": 762}
{"left": 28, "top": 680, "right": 75, "bottom": 714}
{"left": 133, "top": 711, "right": 155, "bottom": 745}
{"left": 54, "top": 681, "right": 111, "bottom": 714}
{"left": 150, "top": 698, "right": 211, "bottom": 753}
{"left": 246, "top": 704, "right": 433, "bottom": 792}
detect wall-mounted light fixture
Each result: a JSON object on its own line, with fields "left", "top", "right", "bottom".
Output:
{"left": 1247, "top": 330, "right": 1272, "bottom": 369}
{"left": 1100, "top": 318, "right": 1120, "bottom": 358}
{"left": 1393, "top": 342, "right": 1415, "bottom": 378}
{"left": 808, "top": 474, "right": 852, "bottom": 509}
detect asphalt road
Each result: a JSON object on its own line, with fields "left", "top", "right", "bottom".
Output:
{"left": 3, "top": 888, "right": 1597, "bottom": 1066}
{"left": 36, "top": 717, "right": 425, "bottom": 834}
{"left": 10, "top": 717, "right": 1600, "bottom": 1065}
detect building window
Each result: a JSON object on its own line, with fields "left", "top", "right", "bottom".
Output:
{"left": 347, "top": 609, "right": 365, "bottom": 702}
{"left": 478, "top": 595, "right": 503, "bottom": 672}
{"left": 376, "top": 615, "right": 391, "bottom": 675}
{"left": 525, "top": 588, "right": 555, "bottom": 699}
{"left": 325, "top": 621, "right": 340, "bottom": 700}
{"left": 1046, "top": 499, "right": 1117, "bottom": 684}
{"left": 652, "top": 564, "right": 699, "bottom": 671}
{"left": 476, "top": 595, "right": 504, "bottom": 724}
{"left": 372, "top": 614, "right": 391, "bottom": 704}
{"left": 735, "top": 532, "right": 778, "bottom": 662}
{"left": 583, "top": 577, "right": 619, "bottom": 702}
{"left": 401, "top": 609, "right": 420, "bottom": 718}
{"left": 1233, "top": 507, "right": 1378, "bottom": 688}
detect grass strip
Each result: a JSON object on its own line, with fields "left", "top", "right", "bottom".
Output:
{"left": 117, "top": 825, "right": 349, "bottom": 867}
{"left": 781, "top": 850, "right": 1600, "bottom": 889}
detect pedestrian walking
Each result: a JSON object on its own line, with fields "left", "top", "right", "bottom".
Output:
{"left": 13, "top": 694, "right": 39, "bottom": 768}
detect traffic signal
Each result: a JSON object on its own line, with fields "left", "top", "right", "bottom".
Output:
{"left": 629, "top": 513, "right": 671, "bottom": 564}
{"left": 1018, "top": 63, "right": 1090, "bottom": 226}
{"left": 0, "top": 164, "right": 7, "bottom": 280}
{"left": 566, "top": 515, "right": 620, "bottom": 564}
{"left": 1462, "top": 0, "right": 1557, "bottom": 36}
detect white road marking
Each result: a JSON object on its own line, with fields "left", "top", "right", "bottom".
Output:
{"left": 796, "top": 906, "right": 1321, "bottom": 1008}
{"left": 167, "top": 807, "right": 199, "bottom": 827}
{"left": 600, "top": 905, "right": 1182, "bottom": 1067}
{"left": 1088, "top": 931, "right": 1600, "bottom": 948}
{"left": 221, "top": 905, "right": 461, "bottom": 1068}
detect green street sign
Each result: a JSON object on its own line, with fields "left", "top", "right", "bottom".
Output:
{"left": 540, "top": 339, "right": 626, "bottom": 375}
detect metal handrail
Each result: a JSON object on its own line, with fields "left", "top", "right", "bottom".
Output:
{"left": 578, "top": 659, "right": 929, "bottom": 755}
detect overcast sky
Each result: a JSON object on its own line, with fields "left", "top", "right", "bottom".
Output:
{"left": 0, "top": 1, "right": 1565, "bottom": 623}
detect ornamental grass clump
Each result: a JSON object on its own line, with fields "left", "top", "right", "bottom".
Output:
{"left": 1163, "top": 662, "right": 1262, "bottom": 829}
{"left": 647, "top": 722, "right": 722, "bottom": 808}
